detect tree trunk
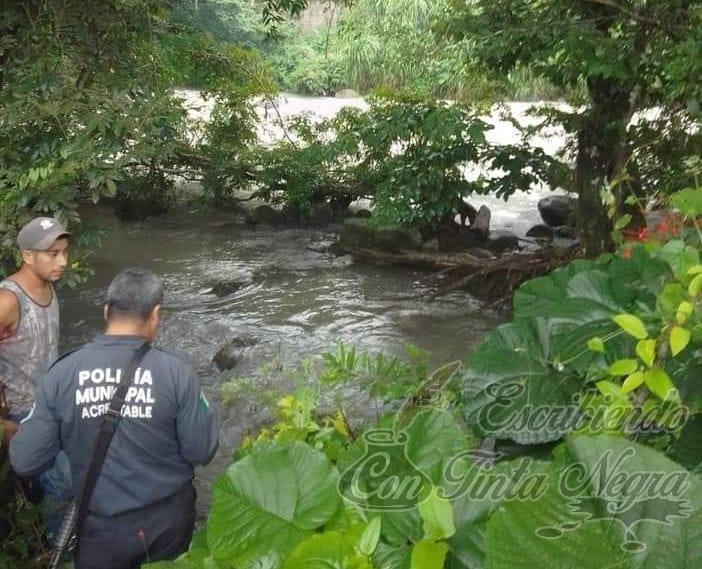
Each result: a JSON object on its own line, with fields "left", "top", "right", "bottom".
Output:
{"left": 575, "top": 76, "right": 635, "bottom": 257}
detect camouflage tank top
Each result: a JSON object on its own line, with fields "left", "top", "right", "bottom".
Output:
{"left": 0, "top": 279, "right": 59, "bottom": 413}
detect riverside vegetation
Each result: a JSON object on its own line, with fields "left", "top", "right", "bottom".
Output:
{"left": 144, "top": 189, "right": 702, "bottom": 568}
{"left": 1, "top": 1, "right": 701, "bottom": 567}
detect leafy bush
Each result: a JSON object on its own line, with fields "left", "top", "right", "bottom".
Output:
{"left": 0, "top": 1, "right": 265, "bottom": 282}
{"left": 243, "top": 98, "right": 566, "bottom": 230}
{"left": 148, "top": 189, "right": 702, "bottom": 569}
{"left": 267, "top": 28, "right": 346, "bottom": 96}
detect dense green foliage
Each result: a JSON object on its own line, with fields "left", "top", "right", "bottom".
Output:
{"left": 0, "top": 0, "right": 267, "bottom": 280}
{"left": 237, "top": 98, "right": 566, "bottom": 230}
{"left": 146, "top": 191, "right": 702, "bottom": 568}
{"left": 264, "top": 0, "right": 567, "bottom": 100}
{"left": 444, "top": 0, "right": 702, "bottom": 254}
{"left": 263, "top": 0, "right": 702, "bottom": 254}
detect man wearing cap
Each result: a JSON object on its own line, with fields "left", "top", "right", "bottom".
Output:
{"left": 1, "top": 217, "right": 69, "bottom": 436}
{"left": 0, "top": 216, "right": 71, "bottom": 539}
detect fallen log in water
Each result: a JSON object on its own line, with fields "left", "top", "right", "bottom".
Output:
{"left": 345, "top": 244, "right": 582, "bottom": 302}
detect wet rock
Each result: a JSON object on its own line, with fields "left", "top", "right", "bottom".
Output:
{"left": 467, "top": 248, "right": 496, "bottom": 260}
{"left": 437, "top": 228, "right": 486, "bottom": 252}
{"left": 526, "top": 224, "right": 555, "bottom": 238}
{"left": 471, "top": 205, "right": 491, "bottom": 239}
{"left": 486, "top": 230, "right": 520, "bottom": 253}
{"left": 203, "top": 279, "right": 248, "bottom": 298}
{"left": 422, "top": 237, "right": 440, "bottom": 252}
{"left": 306, "top": 236, "right": 338, "bottom": 254}
{"left": 332, "top": 206, "right": 351, "bottom": 222}
{"left": 248, "top": 204, "right": 285, "bottom": 225}
{"left": 301, "top": 203, "right": 334, "bottom": 225}
{"left": 281, "top": 203, "right": 301, "bottom": 223}
{"left": 538, "top": 195, "right": 577, "bottom": 227}
{"left": 338, "top": 218, "right": 423, "bottom": 252}
{"left": 553, "top": 225, "right": 578, "bottom": 239}
{"left": 213, "top": 336, "right": 258, "bottom": 371}
{"left": 335, "top": 89, "right": 360, "bottom": 99}
{"left": 354, "top": 209, "right": 372, "bottom": 219}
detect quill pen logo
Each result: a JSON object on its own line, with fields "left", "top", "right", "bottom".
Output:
{"left": 536, "top": 448, "right": 693, "bottom": 552}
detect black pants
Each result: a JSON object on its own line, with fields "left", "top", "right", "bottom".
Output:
{"left": 75, "top": 484, "right": 196, "bottom": 569}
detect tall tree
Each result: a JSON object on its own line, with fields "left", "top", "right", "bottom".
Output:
{"left": 445, "top": 0, "right": 701, "bottom": 256}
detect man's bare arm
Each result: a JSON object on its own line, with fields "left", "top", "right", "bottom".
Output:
{"left": 0, "top": 290, "right": 20, "bottom": 446}
{"left": 0, "top": 289, "right": 19, "bottom": 341}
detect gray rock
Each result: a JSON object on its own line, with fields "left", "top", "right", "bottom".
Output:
{"left": 471, "top": 205, "right": 491, "bottom": 238}
{"left": 213, "top": 336, "right": 258, "bottom": 372}
{"left": 467, "top": 248, "right": 496, "bottom": 260}
{"left": 438, "top": 229, "right": 486, "bottom": 252}
{"left": 338, "top": 218, "right": 423, "bottom": 252}
{"left": 332, "top": 207, "right": 351, "bottom": 222}
{"left": 335, "top": 89, "right": 360, "bottom": 99}
{"left": 553, "top": 225, "right": 578, "bottom": 239}
{"left": 302, "top": 203, "right": 334, "bottom": 225}
{"left": 306, "top": 236, "right": 337, "bottom": 254}
{"left": 205, "top": 279, "right": 247, "bottom": 298}
{"left": 526, "top": 224, "right": 555, "bottom": 239}
{"left": 486, "top": 230, "right": 520, "bottom": 253}
{"left": 538, "top": 195, "right": 577, "bottom": 227}
{"left": 281, "top": 203, "right": 301, "bottom": 223}
{"left": 422, "top": 237, "right": 440, "bottom": 252}
{"left": 354, "top": 209, "right": 372, "bottom": 219}
{"left": 248, "top": 204, "right": 285, "bottom": 225}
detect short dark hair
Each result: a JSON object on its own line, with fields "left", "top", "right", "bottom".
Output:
{"left": 106, "top": 268, "right": 163, "bottom": 320}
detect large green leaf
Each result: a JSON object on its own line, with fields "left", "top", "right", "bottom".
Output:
{"left": 485, "top": 435, "right": 702, "bottom": 568}
{"left": 208, "top": 441, "right": 340, "bottom": 569}
{"left": 283, "top": 532, "right": 371, "bottom": 569}
{"left": 667, "top": 349, "right": 702, "bottom": 409}
{"left": 513, "top": 260, "right": 597, "bottom": 317}
{"left": 373, "top": 543, "right": 411, "bottom": 569}
{"left": 657, "top": 240, "right": 701, "bottom": 283}
{"left": 145, "top": 530, "right": 220, "bottom": 568}
{"left": 446, "top": 456, "right": 551, "bottom": 569}
{"left": 410, "top": 540, "right": 448, "bottom": 569}
{"left": 668, "top": 414, "right": 702, "bottom": 474}
{"left": 337, "top": 408, "right": 469, "bottom": 545}
{"left": 459, "top": 319, "right": 583, "bottom": 443}
{"left": 460, "top": 262, "right": 662, "bottom": 444}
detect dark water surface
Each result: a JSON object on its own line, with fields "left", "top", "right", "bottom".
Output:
{"left": 59, "top": 204, "right": 509, "bottom": 514}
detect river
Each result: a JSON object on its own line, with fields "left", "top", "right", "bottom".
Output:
{"left": 59, "top": 93, "right": 568, "bottom": 514}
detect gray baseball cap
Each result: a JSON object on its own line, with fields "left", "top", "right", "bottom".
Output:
{"left": 17, "top": 217, "right": 71, "bottom": 251}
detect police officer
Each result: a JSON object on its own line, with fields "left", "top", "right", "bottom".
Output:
{"left": 10, "top": 267, "right": 219, "bottom": 568}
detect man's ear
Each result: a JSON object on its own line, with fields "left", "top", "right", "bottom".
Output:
{"left": 150, "top": 304, "right": 161, "bottom": 323}
{"left": 103, "top": 305, "right": 109, "bottom": 323}
{"left": 21, "top": 250, "right": 33, "bottom": 266}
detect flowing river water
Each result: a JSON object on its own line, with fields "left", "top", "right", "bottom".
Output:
{"left": 59, "top": 93, "right": 569, "bottom": 515}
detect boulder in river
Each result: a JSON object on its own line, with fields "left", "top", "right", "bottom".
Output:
{"left": 437, "top": 228, "right": 486, "bottom": 252}
{"left": 471, "top": 205, "right": 491, "bottom": 239}
{"left": 354, "top": 209, "right": 372, "bottom": 219}
{"left": 301, "top": 203, "right": 334, "bottom": 226}
{"left": 203, "top": 278, "right": 249, "bottom": 298}
{"left": 486, "top": 230, "right": 520, "bottom": 253}
{"left": 526, "top": 224, "right": 555, "bottom": 239}
{"left": 538, "top": 195, "right": 577, "bottom": 227}
{"left": 553, "top": 225, "right": 578, "bottom": 239}
{"left": 213, "top": 336, "right": 258, "bottom": 372}
{"left": 248, "top": 204, "right": 285, "bottom": 225}
{"left": 338, "top": 218, "right": 423, "bottom": 252}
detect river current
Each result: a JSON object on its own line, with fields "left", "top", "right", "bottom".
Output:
{"left": 59, "top": 93, "right": 568, "bottom": 513}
